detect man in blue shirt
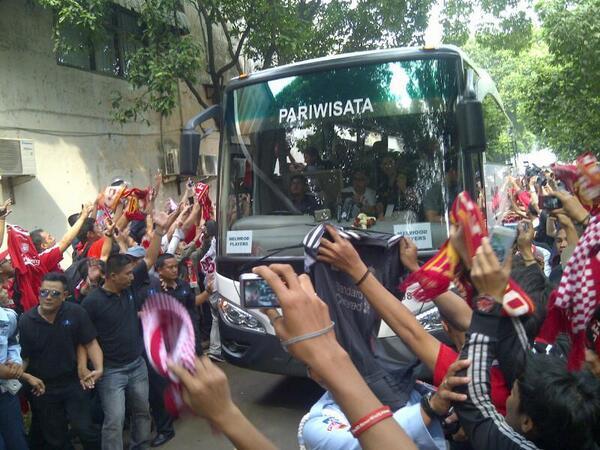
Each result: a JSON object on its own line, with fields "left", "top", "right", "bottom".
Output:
{"left": 0, "top": 305, "right": 28, "bottom": 450}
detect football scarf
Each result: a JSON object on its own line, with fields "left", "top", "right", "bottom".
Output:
{"left": 538, "top": 214, "right": 600, "bottom": 370}
{"left": 552, "top": 152, "right": 600, "bottom": 215}
{"left": 401, "top": 192, "right": 535, "bottom": 317}
{"left": 122, "top": 188, "right": 150, "bottom": 221}
{"left": 194, "top": 182, "right": 213, "bottom": 221}
{"left": 101, "top": 185, "right": 150, "bottom": 221}
{"left": 140, "top": 293, "right": 196, "bottom": 416}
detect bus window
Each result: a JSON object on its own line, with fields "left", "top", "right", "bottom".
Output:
{"left": 220, "top": 57, "right": 462, "bottom": 256}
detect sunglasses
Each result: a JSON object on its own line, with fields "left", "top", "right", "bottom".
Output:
{"left": 39, "top": 289, "right": 63, "bottom": 299}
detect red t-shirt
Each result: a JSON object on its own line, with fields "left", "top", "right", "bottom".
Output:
{"left": 433, "top": 343, "right": 510, "bottom": 416}
{"left": 86, "top": 238, "right": 105, "bottom": 259}
{"left": 17, "top": 246, "right": 63, "bottom": 311}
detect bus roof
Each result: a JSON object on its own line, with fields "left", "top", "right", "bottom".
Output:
{"left": 227, "top": 45, "right": 483, "bottom": 91}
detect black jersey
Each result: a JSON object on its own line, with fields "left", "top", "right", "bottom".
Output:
{"left": 303, "top": 225, "right": 417, "bottom": 410}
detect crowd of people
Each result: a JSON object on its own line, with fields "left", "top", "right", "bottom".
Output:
{"left": 0, "top": 152, "right": 599, "bottom": 450}
{"left": 0, "top": 175, "right": 221, "bottom": 449}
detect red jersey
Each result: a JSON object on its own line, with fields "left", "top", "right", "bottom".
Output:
{"left": 433, "top": 343, "right": 510, "bottom": 416}
{"left": 6, "top": 225, "right": 63, "bottom": 311}
{"left": 86, "top": 238, "right": 105, "bottom": 259}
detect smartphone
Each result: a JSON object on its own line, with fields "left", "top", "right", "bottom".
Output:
{"left": 489, "top": 226, "right": 517, "bottom": 263}
{"left": 542, "top": 196, "right": 562, "bottom": 210}
{"left": 167, "top": 198, "right": 178, "bottom": 213}
{"left": 239, "top": 273, "right": 280, "bottom": 308}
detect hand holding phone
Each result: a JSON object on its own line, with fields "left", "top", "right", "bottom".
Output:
{"left": 489, "top": 226, "right": 517, "bottom": 263}
{"left": 542, "top": 196, "right": 562, "bottom": 211}
{"left": 239, "top": 273, "right": 280, "bottom": 308}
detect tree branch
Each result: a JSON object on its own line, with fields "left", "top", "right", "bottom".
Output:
{"left": 218, "top": 16, "right": 244, "bottom": 74}
{"left": 196, "top": 0, "right": 216, "bottom": 78}
{"left": 184, "top": 78, "right": 209, "bottom": 109}
{"left": 215, "top": 26, "right": 249, "bottom": 78}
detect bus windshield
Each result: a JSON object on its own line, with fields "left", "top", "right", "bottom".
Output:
{"left": 220, "top": 57, "right": 463, "bottom": 257}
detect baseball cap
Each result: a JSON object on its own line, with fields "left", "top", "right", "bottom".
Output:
{"left": 126, "top": 246, "right": 146, "bottom": 259}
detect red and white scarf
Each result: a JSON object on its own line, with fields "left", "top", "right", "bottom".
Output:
{"left": 140, "top": 293, "right": 196, "bottom": 416}
{"left": 552, "top": 152, "right": 600, "bottom": 216}
{"left": 194, "top": 182, "right": 213, "bottom": 221}
{"left": 401, "top": 192, "right": 535, "bottom": 317}
{"left": 539, "top": 214, "right": 600, "bottom": 370}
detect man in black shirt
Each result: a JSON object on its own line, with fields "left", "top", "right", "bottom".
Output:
{"left": 82, "top": 213, "right": 167, "bottom": 450}
{"left": 19, "top": 272, "right": 102, "bottom": 450}
{"left": 145, "top": 253, "right": 201, "bottom": 447}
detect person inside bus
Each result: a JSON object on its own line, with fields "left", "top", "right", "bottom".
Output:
{"left": 376, "top": 163, "right": 420, "bottom": 220}
{"left": 341, "top": 168, "right": 377, "bottom": 215}
{"left": 375, "top": 153, "right": 399, "bottom": 211}
{"left": 301, "top": 147, "right": 328, "bottom": 173}
{"left": 423, "top": 156, "right": 460, "bottom": 223}
{"left": 288, "top": 174, "right": 318, "bottom": 215}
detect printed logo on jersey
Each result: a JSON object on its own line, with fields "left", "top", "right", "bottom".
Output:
{"left": 321, "top": 416, "right": 349, "bottom": 432}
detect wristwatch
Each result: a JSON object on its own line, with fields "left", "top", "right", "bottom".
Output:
{"left": 420, "top": 392, "right": 446, "bottom": 420}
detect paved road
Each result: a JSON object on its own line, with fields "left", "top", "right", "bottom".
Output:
{"left": 162, "top": 363, "right": 324, "bottom": 450}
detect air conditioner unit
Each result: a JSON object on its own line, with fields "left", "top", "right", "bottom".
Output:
{"left": 198, "top": 155, "right": 218, "bottom": 177}
{"left": 164, "top": 148, "right": 180, "bottom": 176}
{"left": 0, "top": 139, "right": 36, "bottom": 177}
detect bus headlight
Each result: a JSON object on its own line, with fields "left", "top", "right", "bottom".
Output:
{"left": 218, "top": 298, "right": 266, "bottom": 334}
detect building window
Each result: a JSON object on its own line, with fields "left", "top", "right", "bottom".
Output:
{"left": 56, "top": 6, "right": 141, "bottom": 78}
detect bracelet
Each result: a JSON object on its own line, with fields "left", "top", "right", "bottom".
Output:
{"left": 355, "top": 267, "right": 372, "bottom": 287}
{"left": 350, "top": 406, "right": 393, "bottom": 438}
{"left": 281, "top": 321, "right": 335, "bottom": 350}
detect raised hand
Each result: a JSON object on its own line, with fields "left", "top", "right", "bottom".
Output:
{"left": 0, "top": 198, "right": 12, "bottom": 218}
{"left": 471, "top": 238, "right": 512, "bottom": 302}
{"left": 317, "top": 225, "right": 366, "bottom": 282}
{"left": 547, "top": 189, "right": 589, "bottom": 224}
{"left": 429, "top": 359, "right": 471, "bottom": 416}
{"left": 152, "top": 210, "right": 170, "bottom": 231}
{"left": 516, "top": 220, "right": 534, "bottom": 251}
{"left": 81, "top": 202, "right": 95, "bottom": 217}
{"left": 399, "top": 237, "right": 419, "bottom": 273}
{"left": 253, "top": 264, "right": 337, "bottom": 367}
{"left": 168, "top": 356, "right": 235, "bottom": 424}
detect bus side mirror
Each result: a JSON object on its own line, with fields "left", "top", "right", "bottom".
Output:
{"left": 457, "top": 98, "right": 486, "bottom": 153}
{"left": 180, "top": 105, "right": 221, "bottom": 175}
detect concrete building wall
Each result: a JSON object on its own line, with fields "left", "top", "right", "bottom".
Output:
{"left": 0, "top": 0, "right": 219, "bottom": 262}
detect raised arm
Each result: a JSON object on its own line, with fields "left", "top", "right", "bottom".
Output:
{"left": 398, "top": 235, "right": 473, "bottom": 331}
{"left": 143, "top": 210, "right": 170, "bottom": 270}
{"left": 455, "top": 240, "right": 535, "bottom": 450}
{"left": 256, "top": 264, "right": 417, "bottom": 450}
{"left": 58, "top": 203, "right": 94, "bottom": 253}
{"left": 0, "top": 199, "right": 12, "bottom": 247}
{"left": 317, "top": 226, "right": 440, "bottom": 371}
